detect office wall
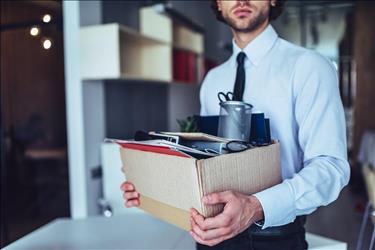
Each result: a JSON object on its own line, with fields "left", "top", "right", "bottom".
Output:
{"left": 102, "top": 0, "right": 142, "bottom": 30}
{"left": 80, "top": 0, "right": 102, "bottom": 26}
{"left": 105, "top": 81, "right": 168, "bottom": 139}
{"left": 168, "top": 84, "right": 200, "bottom": 132}
{"left": 82, "top": 81, "right": 105, "bottom": 216}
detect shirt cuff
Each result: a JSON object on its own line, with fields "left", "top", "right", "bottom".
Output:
{"left": 253, "top": 180, "right": 296, "bottom": 229}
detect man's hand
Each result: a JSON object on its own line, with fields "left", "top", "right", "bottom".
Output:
{"left": 120, "top": 181, "right": 140, "bottom": 207}
{"left": 190, "top": 191, "right": 264, "bottom": 247}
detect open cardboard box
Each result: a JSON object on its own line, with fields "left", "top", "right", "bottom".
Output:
{"left": 120, "top": 136, "right": 281, "bottom": 231}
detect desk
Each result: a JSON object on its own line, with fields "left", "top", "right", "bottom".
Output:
{"left": 4, "top": 214, "right": 347, "bottom": 250}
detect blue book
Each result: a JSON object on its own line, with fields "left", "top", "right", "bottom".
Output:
{"left": 195, "top": 115, "right": 219, "bottom": 136}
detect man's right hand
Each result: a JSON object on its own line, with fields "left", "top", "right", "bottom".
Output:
{"left": 120, "top": 181, "right": 140, "bottom": 207}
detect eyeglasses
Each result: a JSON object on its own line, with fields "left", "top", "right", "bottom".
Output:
{"left": 224, "top": 140, "right": 254, "bottom": 153}
{"left": 224, "top": 140, "right": 271, "bottom": 153}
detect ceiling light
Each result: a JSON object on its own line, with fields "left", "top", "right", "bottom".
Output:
{"left": 30, "top": 26, "right": 39, "bottom": 36}
{"left": 43, "top": 14, "right": 51, "bottom": 23}
{"left": 42, "top": 38, "right": 52, "bottom": 49}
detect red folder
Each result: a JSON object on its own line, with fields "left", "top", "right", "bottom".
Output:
{"left": 186, "top": 52, "right": 197, "bottom": 83}
{"left": 173, "top": 48, "right": 187, "bottom": 82}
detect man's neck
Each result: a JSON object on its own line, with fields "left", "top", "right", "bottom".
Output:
{"left": 232, "top": 21, "right": 269, "bottom": 49}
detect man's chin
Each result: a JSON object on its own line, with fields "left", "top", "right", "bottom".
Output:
{"left": 234, "top": 24, "right": 252, "bottom": 30}
{"left": 233, "top": 18, "right": 253, "bottom": 26}
{"left": 232, "top": 23, "right": 256, "bottom": 32}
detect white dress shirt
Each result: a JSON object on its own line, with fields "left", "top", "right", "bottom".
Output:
{"left": 200, "top": 25, "right": 350, "bottom": 229}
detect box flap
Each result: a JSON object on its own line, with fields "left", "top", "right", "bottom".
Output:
{"left": 120, "top": 148, "right": 202, "bottom": 213}
{"left": 199, "top": 142, "right": 281, "bottom": 217}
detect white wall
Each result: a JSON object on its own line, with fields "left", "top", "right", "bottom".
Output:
{"left": 63, "top": 0, "right": 88, "bottom": 218}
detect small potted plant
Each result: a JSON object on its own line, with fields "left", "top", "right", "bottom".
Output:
{"left": 177, "top": 116, "right": 198, "bottom": 133}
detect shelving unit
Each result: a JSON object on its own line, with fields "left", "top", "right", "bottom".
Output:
{"left": 80, "top": 5, "right": 205, "bottom": 85}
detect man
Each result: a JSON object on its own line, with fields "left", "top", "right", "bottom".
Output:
{"left": 121, "top": 0, "right": 350, "bottom": 249}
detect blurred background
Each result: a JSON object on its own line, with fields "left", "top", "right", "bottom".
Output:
{"left": 1, "top": 0, "right": 374, "bottom": 249}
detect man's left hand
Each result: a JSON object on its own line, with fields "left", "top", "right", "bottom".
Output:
{"left": 190, "top": 191, "right": 264, "bottom": 247}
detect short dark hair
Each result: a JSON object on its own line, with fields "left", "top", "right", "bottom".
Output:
{"left": 211, "top": 0, "right": 286, "bottom": 23}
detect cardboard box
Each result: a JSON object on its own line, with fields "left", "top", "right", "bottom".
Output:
{"left": 120, "top": 141, "right": 281, "bottom": 231}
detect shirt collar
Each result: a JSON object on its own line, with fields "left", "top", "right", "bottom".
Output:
{"left": 230, "top": 25, "right": 278, "bottom": 67}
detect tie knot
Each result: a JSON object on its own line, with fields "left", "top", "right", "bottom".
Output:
{"left": 237, "top": 52, "right": 246, "bottom": 65}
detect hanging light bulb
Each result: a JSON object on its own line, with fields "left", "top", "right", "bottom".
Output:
{"left": 42, "top": 14, "right": 52, "bottom": 23}
{"left": 42, "top": 38, "right": 52, "bottom": 49}
{"left": 30, "top": 26, "right": 40, "bottom": 36}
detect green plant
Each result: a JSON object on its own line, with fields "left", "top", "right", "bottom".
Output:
{"left": 177, "top": 116, "right": 198, "bottom": 132}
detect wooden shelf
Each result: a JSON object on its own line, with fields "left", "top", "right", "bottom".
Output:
{"left": 173, "top": 22, "right": 204, "bottom": 55}
{"left": 80, "top": 23, "right": 172, "bottom": 81}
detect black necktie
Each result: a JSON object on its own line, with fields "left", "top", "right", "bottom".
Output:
{"left": 233, "top": 52, "right": 246, "bottom": 101}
